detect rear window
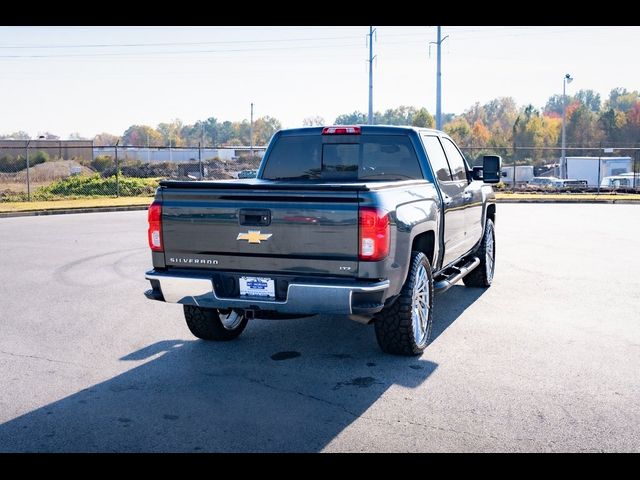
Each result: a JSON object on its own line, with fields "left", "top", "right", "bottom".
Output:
{"left": 262, "top": 135, "right": 423, "bottom": 181}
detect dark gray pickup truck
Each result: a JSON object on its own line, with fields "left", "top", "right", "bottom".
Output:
{"left": 145, "top": 125, "right": 501, "bottom": 355}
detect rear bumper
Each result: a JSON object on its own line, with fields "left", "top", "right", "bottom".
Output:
{"left": 145, "top": 270, "right": 389, "bottom": 315}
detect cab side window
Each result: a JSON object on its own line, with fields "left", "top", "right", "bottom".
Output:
{"left": 421, "top": 135, "right": 453, "bottom": 183}
{"left": 441, "top": 138, "right": 469, "bottom": 182}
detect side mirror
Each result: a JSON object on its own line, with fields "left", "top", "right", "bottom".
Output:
{"left": 471, "top": 166, "right": 484, "bottom": 181}
{"left": 482, "top": 155, "right": 502, "bottom": 184}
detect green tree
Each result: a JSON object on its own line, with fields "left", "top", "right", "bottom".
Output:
{"left": 606, "top": 88, "right": 639, "bottom": 112}
{"left": 377, "top": 105, "right": 417, "bottom": 125}
{"left": 543, "top": 94, "right": 567, "bottom": 116}
{"left": 566, "top": 104, "right": 602, "bottom": 147}
{"left": 575, "top": 89, "right": 601, "bottom": 112}
{"left": 217, "top": 121, "right": 235, "bottom": 145}
{"left": 411, "top": 108, "right": 435, "bottom": 128}
{"left": 0, "top": 131, "right": 30, "bottom": 140}
{"left": 599, "top": 109, "right": 626, "bottom": 144}
{"left": 302, "top": 115, "right": 325, "bottom": 126}
{"left": 334, "top": 111, "right": 367, "bottom": 125}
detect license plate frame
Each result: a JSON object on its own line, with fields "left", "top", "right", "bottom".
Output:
{"left": 239, "top": 276, "right": 276, "bottom": 298}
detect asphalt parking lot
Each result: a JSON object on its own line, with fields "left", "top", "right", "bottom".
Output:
{"left": 0, "top": 204, "right": 638, "bottom": 452}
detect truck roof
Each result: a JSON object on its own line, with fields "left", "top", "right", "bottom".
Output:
{"left": 276, "top": 125, "right": 443, "bottom": 137}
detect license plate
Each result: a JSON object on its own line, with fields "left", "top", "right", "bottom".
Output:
{"left": 239, "top": 276, "right": 275, "bottom": 298}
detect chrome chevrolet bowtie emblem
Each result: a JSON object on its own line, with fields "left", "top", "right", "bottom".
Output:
{"left": 237, "top": 230, "right": 272, "bottom": 244}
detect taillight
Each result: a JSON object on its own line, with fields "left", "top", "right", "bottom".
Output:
{"left": 359, "top": 207, "right": 389, "bottom": 261}
{"left": 322, "top": 126, "right": 361, "bottom": 135}
{"left": 147, "top": 201, "right": 163, "bottom": 252}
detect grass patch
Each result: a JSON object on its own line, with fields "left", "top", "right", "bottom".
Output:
{"left": 1, "top": 174, "right": 160, "bottom": 202}
{"left": 496, "top": 192, "right": 640, "bottom": 201}
{"left": 0, "top": 196, "right": 153, "bottom": 213}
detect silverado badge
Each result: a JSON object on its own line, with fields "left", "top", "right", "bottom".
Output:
{"left": 237, "top": 230, "right": 272, "bottom": 244}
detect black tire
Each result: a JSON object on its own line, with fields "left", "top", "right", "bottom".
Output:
{"left": 374, "top": 251, "right": 434, "bottom": 356}
{"left": 183, "top": 306, "right": 248, "bottom": 341}
{"left": 463, "top": 218, "right": 495, "bottom": 288}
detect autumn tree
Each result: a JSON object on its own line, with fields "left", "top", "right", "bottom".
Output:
{"left": 444, "top": 117, "right": 471, "bottom": 145}
{"left": 253, "top": 116, "right": 282, "bottom": 145}
{"left": 122, "top": 125, "right": 163, "bottom": 146}
{"left": 93, "top": 132, "right": 121, "bottom": 146}
{"left": 157, "top": 119, "right": 184, "bottom": 147}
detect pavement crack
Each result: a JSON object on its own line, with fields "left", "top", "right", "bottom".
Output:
{"left": 245, "top": 376, "right": 362, "bottom": 418}
{"left": 0, "top": 349, "right": 81, "bottom": 367}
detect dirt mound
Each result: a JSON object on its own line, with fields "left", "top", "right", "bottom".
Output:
{"left": 13, "top": 160, "right": 94, "bottom": 182}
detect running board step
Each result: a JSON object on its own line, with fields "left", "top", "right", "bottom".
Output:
{"left": 433, "top": 256, "right": 481, "bottom": 293}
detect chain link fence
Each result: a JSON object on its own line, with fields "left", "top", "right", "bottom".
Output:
{"left": 461, "top": 145, "right": 640, "bottom": 194}
{"left": 0, "top": 141, "right": 266, "bottom": 202}
{"left": 1, "top": 140, "right": 639, "bottom": 202}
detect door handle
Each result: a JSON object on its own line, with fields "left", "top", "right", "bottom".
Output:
{"left": 239, "top": 208, "right": 271, "bottom": 226}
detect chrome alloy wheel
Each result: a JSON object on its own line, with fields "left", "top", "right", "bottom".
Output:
{"left": 486, "top": 223, "right": 495, "bottom": 283}
{"left": 411, "top": 264, "right": 430, "bottom": 346}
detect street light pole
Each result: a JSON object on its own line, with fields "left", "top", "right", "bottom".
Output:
{"left": 561, "top": 73, "right": 573, "bottom": 179}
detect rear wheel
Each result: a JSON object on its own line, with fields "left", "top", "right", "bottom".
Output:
{"left": 374, "top": 251, "right": 434, "bottom": 356}
{"left": 183, "top": 306, "right": 248, "bottom": 341}
{"left": 463, "top": 218, "right": 495, "bottom": 288}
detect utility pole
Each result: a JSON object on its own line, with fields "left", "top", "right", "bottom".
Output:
{"left": 198, "top": 141, "right": 203, "bottom": 180}
{"left": 430, "top": 26, "right": 449, "bottom": 130}
{"left": 250, "top": 102, "right": 254, "bottom": 157}
{"left": 25, "top": 139, "right": 31, "bottom": 202}
{"left": 368, "top": 26, "right": 376, "bottom": 125}
{"left": 115, "top": 139, "right": 120, "bottom": 198}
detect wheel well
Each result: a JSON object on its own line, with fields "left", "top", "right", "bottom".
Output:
{"left": 411, "top": 231, "right": 435, "bottom": 265}
{"left": 487, "top": 204, "right": 496, "bottom": 224}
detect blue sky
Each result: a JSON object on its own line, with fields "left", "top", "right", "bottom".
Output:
{"left": 0, "top": 26, "right": 638, "bottom": 139}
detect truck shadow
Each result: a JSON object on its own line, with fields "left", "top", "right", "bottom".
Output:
{"left": 0, "top": 285, "right": 485, "bottom": 452}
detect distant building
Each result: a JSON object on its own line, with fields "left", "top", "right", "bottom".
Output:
{"left": 0, "top": 140, "right": 93, "bottom": 161}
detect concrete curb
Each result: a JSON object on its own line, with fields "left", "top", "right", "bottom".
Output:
{"left": 0, "top": 204, "right": 149, "bottom": 218}
{"left": 496, "top": 198, "right": 640, "bottom": 204}
{"left": 2, "top": 198, "right": 639, "bottom": 218}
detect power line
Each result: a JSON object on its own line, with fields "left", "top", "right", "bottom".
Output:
{"left": 0, "top": 41, "right": 370, "bottom": 58}
{"left": 0, "top": 35, "right": 365, "bottom": 49}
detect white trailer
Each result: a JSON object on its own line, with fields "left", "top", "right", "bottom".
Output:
{"left": 565, "top": 157, "right": 633, "bottom": 187}
{"left": 501, "top": 165, "right": 534, "bottom": 186}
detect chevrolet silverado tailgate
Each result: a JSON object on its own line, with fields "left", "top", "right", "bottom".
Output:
{"left": 160, "top": 182, "right": 360, "bottom": 277}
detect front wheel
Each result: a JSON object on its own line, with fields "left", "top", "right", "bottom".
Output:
{"left": 183, "top": 306, "right": 248, "bottom": 341}
{"left": 463, "top": 218, "right": 495, "bottom": 288}
{"left": 374, "top": 251, "right": 434, "bottom": 356}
